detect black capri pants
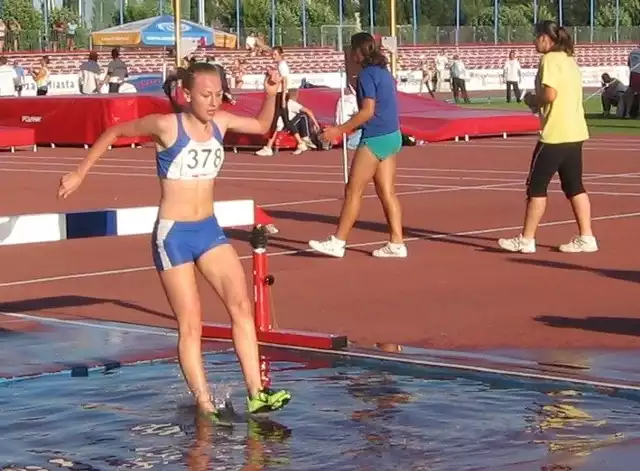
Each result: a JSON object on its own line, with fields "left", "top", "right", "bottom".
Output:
{"left": 290, "top": 111, "right": 312, "bottom": 138}
{"left": 269, "top": 92, "right": 298, "bottom": 135}
{"left": 526, "top": 141, "right": 586, "bottom": 199}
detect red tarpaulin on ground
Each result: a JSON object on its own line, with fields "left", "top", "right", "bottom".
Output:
{"left": 223, "top": 88, "right": 541, "bottom": 146}
{"left": 0, "top": 89, "right": 539, "bottom": 149}
{"left": 0, "top": 94, "right": 169, "bottom": 147}
{"left": 0, "top": 126, "right": 36, "bottom": 150}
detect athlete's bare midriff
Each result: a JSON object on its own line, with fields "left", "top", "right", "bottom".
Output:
{"left": 157, "top": 178, "right": 217, "bottom": 221}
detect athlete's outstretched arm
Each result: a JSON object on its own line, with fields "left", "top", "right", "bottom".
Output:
{"left": 58, "top": 113, "right": 168, "bottom": 199}
{"left": 215, "top": 70, "right": 280, "bottom": 136}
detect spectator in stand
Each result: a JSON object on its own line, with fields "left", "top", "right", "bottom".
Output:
{"left": 30, "top": 56, "right": 50, "bottom": 96}
{"left": 13, "top": 60, "right": 25, "bottom": 96}
{"left": 230, "top": 58, "right": 246, "bottom": 88}
{"left": 0, "top": 20, "right": 5, "bottom": 52}
{"left": 255, "top": 33, "right": 271, "bottom": 55}
{"left": 79, "top": 51, "right": 102, "bottom": 94}
{"left": 503, "top": 50, "right": 522, "bottom": 103}
{"left": 449, "top": 54, "right": 470, "bottom": 104}
{"left": 7, "top": 19, "right": 21, "bottom": 52}
{"left": 106, "top": 48, "right": 128, "bottom": 93}
{"left": 66, "top": 20, "right": 78, "bottom": 50}
{"left": 0, "top": 56, "right": 18, "bottom": 97}
{"left": 434, "top": 49, "right": 449, "bottom": 92}
{"left": 52, "top": 19, "right": 65, "bottom": 51}
{"left": 245, "top": 32, "right": 258, "bottom": 56}
{"left": 600, "top": 73, "right": 628, "bottom": 117}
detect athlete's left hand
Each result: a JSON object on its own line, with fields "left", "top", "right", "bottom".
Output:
{"left": 263, "top": 69, "right": 281, "bottom": 96}
{"left": 320, "top": 126, "right": 342, "bottom": 143}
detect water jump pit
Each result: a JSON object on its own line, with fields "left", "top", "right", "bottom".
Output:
{"left": 1, "top": 315, "right": 639, "bottom": 471}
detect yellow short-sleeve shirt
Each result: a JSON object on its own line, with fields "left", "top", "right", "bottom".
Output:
{"left": 535, "top": 51, "right": 589, "bottom": 144}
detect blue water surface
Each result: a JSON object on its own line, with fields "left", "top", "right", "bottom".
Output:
{"left": 1, "top": 351, "right": 639, "bottom": 471}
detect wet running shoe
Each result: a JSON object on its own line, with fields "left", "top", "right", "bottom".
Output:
{"left": 200, "top": 409, "right": 234, "bottom": 428}
{"left": 247, "top": 388, "right": 292, "bottom": 414}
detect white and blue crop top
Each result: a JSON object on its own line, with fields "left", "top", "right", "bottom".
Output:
{"left": 156, "top": 114, "right": 225, "bottom": 180}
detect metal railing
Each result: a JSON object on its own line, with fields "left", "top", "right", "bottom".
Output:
{"left": 1, "top": 25, "right": 638, "bottom": 54}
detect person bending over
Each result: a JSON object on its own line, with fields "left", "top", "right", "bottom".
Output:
{"left": 259, "top": 89, "right": 319, "bottom": 155}
{"left": 256, "top": 47, "right": 309, "bottom": 156}
{"left": 600, "top": 73, "right": 627, "bottom": 117}
{"left": 308, "top": 32, "right": 406, "bottom": 258}
{"left": 498, "top": 20, "right": 598, "bottom": 254}
{"left": 58, "top": 63, "right": 292, "bottom": 424}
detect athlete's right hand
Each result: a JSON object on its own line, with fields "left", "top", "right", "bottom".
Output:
{"left": 58, "top": 171, "right": 83, "bottom": 199}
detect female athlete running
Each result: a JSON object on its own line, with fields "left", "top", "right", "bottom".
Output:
{"left": 57, "top": 62, "right": 291, "bottom": 423}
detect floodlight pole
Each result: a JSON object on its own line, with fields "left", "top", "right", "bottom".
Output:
{"left": 390, "top": 0, "right": 397, "bottom": 77}
{"left": 174, "top": 0, "right": 182, "bottom": 68}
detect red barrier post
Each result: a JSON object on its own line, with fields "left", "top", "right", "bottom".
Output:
{"left": 250, "top": 225, "right": 272, "bottom": 332}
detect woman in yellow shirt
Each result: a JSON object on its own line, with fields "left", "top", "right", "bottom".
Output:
{"left": 498, "top": 20, "right": 598, "bottom": 254}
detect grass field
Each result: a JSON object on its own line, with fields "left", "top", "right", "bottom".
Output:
{"left": 460, "top": 96, "right": 640, "bottom": 136}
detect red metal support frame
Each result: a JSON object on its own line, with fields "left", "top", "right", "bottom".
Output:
{"left": 202, "top": 225, "right": 349, "bottom": 350}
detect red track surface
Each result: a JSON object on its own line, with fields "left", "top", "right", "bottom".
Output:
{"left": 0, "top": 135, "right": 639, "bottom": 351}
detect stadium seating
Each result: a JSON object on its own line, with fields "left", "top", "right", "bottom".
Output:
{"left": 4, "top": 43, "right": 634, "bottom": 76}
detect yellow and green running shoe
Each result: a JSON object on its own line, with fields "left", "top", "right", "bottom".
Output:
{"left": 247, "top": 388, "right": 291, "bottom": 414}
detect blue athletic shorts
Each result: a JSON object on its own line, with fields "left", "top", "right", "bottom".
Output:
{"left": 151, "top": 215, "right": 228, "bottom": 272}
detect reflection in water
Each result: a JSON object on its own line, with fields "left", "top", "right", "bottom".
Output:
{"left": 189, "top": 412, "right": 292, "bottom": 471}
{"left": 2, "top": 352, "right": 640, "bottom": 471}
{"left": 1, "top": 406, "right": 292, "bottom": 471}
{"left": 343, "top": 368, "right": 431, "bottom": 469}
{"left": 527, "top": 389, "right": 625, "bottom": 470}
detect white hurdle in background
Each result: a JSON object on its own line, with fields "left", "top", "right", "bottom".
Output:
{"left": 0, "top": 200, "right": 255, "bottom": 246}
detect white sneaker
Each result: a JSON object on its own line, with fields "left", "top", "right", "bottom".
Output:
{"left": 308, "top": 235, "right": 346, "bottom": 258}
{"left": 498, "top": 235, "right": 536, "bottom": 253}
{"left": 372, "top": 242, "right": 408, "bottom": 258}
{"left": 302, "top": 137, "right": 317, "bottom": 149}
{"left": 292, "top": 142, "right": 308, "bottom": 155}
{"left": 559, "top": 235, "right": 599, "bottom": 253}
{"left": 256, "top": 146, "right": 273, "bottom": 156}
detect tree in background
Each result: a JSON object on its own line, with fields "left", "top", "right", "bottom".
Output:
{"left": 111, "top": 0, "right": 159, "bottom": 24}
{"left": 1, "top": 0, "right": 42, "bottom": 32}
{"left": 8, "top": 0, "right": 640, "bottom": 47}
{"left": 92, "top": 0, "right": 119, "bottom": 30}
{"left": 1, "top": 0, "right": 43, "bottom": 50}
